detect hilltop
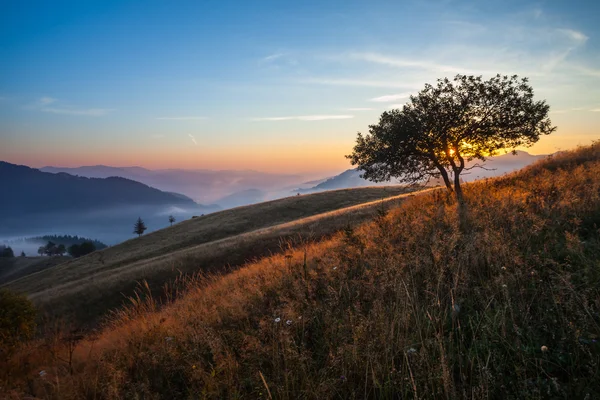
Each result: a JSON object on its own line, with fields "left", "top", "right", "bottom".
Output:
{"left": 3, "top": 144, "right": 600, "bottom": 399}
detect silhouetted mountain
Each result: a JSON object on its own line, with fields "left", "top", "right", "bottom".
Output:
{"left": 300, "top": 151, "right": 546, "bottom": 192}
{"left": 41, "top": 165, "right": 305, "bottom": 203}
{"left": 0, "top": 161, "right": 197, "bottom": 216}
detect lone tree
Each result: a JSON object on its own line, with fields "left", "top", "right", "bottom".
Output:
{"left": 134, "top": 217, "right": 147, "bottom": 237}
{"left": 348, "top": 74, "right": 555, "bottom": 205}
{"left": 168, "top": 215, "right": 176, "bottom": 226}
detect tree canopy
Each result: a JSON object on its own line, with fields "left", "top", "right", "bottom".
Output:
{"left": 347, "top": 74, "right": 555, "bottom": 201}
{"left": 0, "top": 245, "right": 14, "bottom": 258}
{"left": 68, "top": 241, "right": 96, "bottom": 258}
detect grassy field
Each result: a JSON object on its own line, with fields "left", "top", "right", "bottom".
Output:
{"left": 4, "top": 144, "right": 599, "bottom": 399}
{"left": 0, "top": 256, "right": 69, "bottom": 286}
{"left": 4, "top": 186, "right": 419, "bottom": 327}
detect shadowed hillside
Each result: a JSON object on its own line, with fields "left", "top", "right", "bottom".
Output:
{"left": 4, "top": 144, "right": 599, "bottom": 399}
{"left": 5, "top": 186, "right": 417, "bottom": 327}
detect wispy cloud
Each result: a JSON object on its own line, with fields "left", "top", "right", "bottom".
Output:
{"left": 349, "top": 53, "right": 493, "bottom": 75}
{"left": 590, "top": 108, "right": 600, "bottom": 112}
{"left": 370, "top": 92, "right": 411, "bottom": 102}
{"left": 156, "top": 116, "right": 207, "bottom": 120}
{"left": 188, "top": 134, "right": 198, "bottom": 145}
{"left": 30, "top": 97, "right": 112, "bottom": 116}
{"left": 558, "top": 28, "right": 588, "bottom": 44}
{"left": 39, "top": 97, "right": 57, "bottom": 105}
{"left": 262, "top": 53, "right": 284, "bottom": 63}
{"left": 344, "top": 107, "right": 373, "bottom": 111}
{"left": 42, "top": 107, "right": 111, "bottom": 116}
{"left": 253, "top": 115, "right": 354, "bottom": 121}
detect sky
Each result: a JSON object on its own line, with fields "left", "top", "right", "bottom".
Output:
{"left": 1, "top": 0, "right": 599, "bottom": 175}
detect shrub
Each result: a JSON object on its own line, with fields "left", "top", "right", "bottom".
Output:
{"left": 0, "top": 289, "right": 36, "bottom": 350}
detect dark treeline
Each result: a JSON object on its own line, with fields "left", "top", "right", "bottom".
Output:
{"left": 5, "top": 235, "right": 107, "bottom": 250}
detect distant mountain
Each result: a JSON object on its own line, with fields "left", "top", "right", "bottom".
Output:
{"left": 301, "top": 151, "right": 546, "bottom": 192}
{"left": 40, "top": 165, "right": 305, "bottom": 204}
{"left": 0, "top": 162, "right": 221, "bottom": 244}
{"left": 0, "top": 161, "right": 197, "bottom": 216}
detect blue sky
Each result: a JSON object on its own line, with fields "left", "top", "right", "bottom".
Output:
{"left": 1, "top": 0, "right": 599, "bottom": 174}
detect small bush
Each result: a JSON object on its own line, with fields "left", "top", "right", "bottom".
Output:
{"left": 0, "top": 289, "right": 36, "bottom": 350}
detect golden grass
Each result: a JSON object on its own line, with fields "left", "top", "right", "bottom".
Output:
{"left": 3, "top": 144, "right": 600, "bottom": 399}
{"left": 4, "top": 186, "right": 418, "bottom": 327}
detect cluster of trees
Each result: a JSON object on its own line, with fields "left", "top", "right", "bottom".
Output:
{"left": 67, "top": 242, "right": 97, "bottom": 258}
{"left": 0, "top": 245, "right": 14, "bottom": 258}
{"left": 25, "top": 235, "right": 106, "bottom": 250}
{"left": 36, "top": 240, "right": 97, "bottom": 258}
{"left": 37, "top": 242, "right": 67, "bottom": 257}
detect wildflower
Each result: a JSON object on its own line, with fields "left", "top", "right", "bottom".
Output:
{"left": 192, "top": 365, "right": 197, "bottom": 369}
{"left": 502, "top": 284, "right": 507, "bottom": 288}
{"left": 406, "top": 348, "right": 417, "bottom": 354}
{"left": 39, "top": 370, "right": 47, "bottom": 377}
{"left": 165, "top": 336, "right": 174, "bottom": 342}
{"left": 274, "top": 317, "right": 281, "bottom": 323}
{"left": 286, "top": 320, "right": 292, "bottom": 325}
{"left": 340, "top": 375, "right": 346, "bottom": 382}
{"left": 541, "top": 345, "right": 548, "bottom": 352}
{"left": 333, "top": 267, "right": 337, "bottom": 270}
{"left": 501, "top": 267, "right": 507, "bottom": 271}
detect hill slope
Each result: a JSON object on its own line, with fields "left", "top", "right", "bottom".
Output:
{"left": 8, "top": 144, "right": 599, "bottom": 399}
{"left": 5, "top": 186, "right": 417, "bottom": 325}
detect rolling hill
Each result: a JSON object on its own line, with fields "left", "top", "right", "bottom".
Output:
{"left": 5, "top": 185, "right": 419, "bottom": 326}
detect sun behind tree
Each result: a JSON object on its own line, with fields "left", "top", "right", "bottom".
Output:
{"left": 133, "top": 217, "right": 147, "bottom": 237}
{"left": 347, "top": 74, "right": 556, "bottom": 206}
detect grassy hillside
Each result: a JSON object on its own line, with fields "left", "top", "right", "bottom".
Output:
{"left": 4, "top": 145, "right": 600, "bottom": 399}
{"left": 0, "top": 257, "right": 69, "bottom": 285}
{"left": 5, "top": 186, "right": 417, "bottom": 327}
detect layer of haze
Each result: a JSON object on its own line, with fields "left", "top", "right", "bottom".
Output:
{"left": 1, "top": 0, "right": 599, "bottom": 173}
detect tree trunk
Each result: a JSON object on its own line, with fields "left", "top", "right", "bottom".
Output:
{"left": 453, "top": 171, "right": 468, "bottom": 232}
{"left": 453, "top": 172, "right": 464, "bottom": 205}
{"left": 436, "top": 166, "right": 454, "bottom": 193}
